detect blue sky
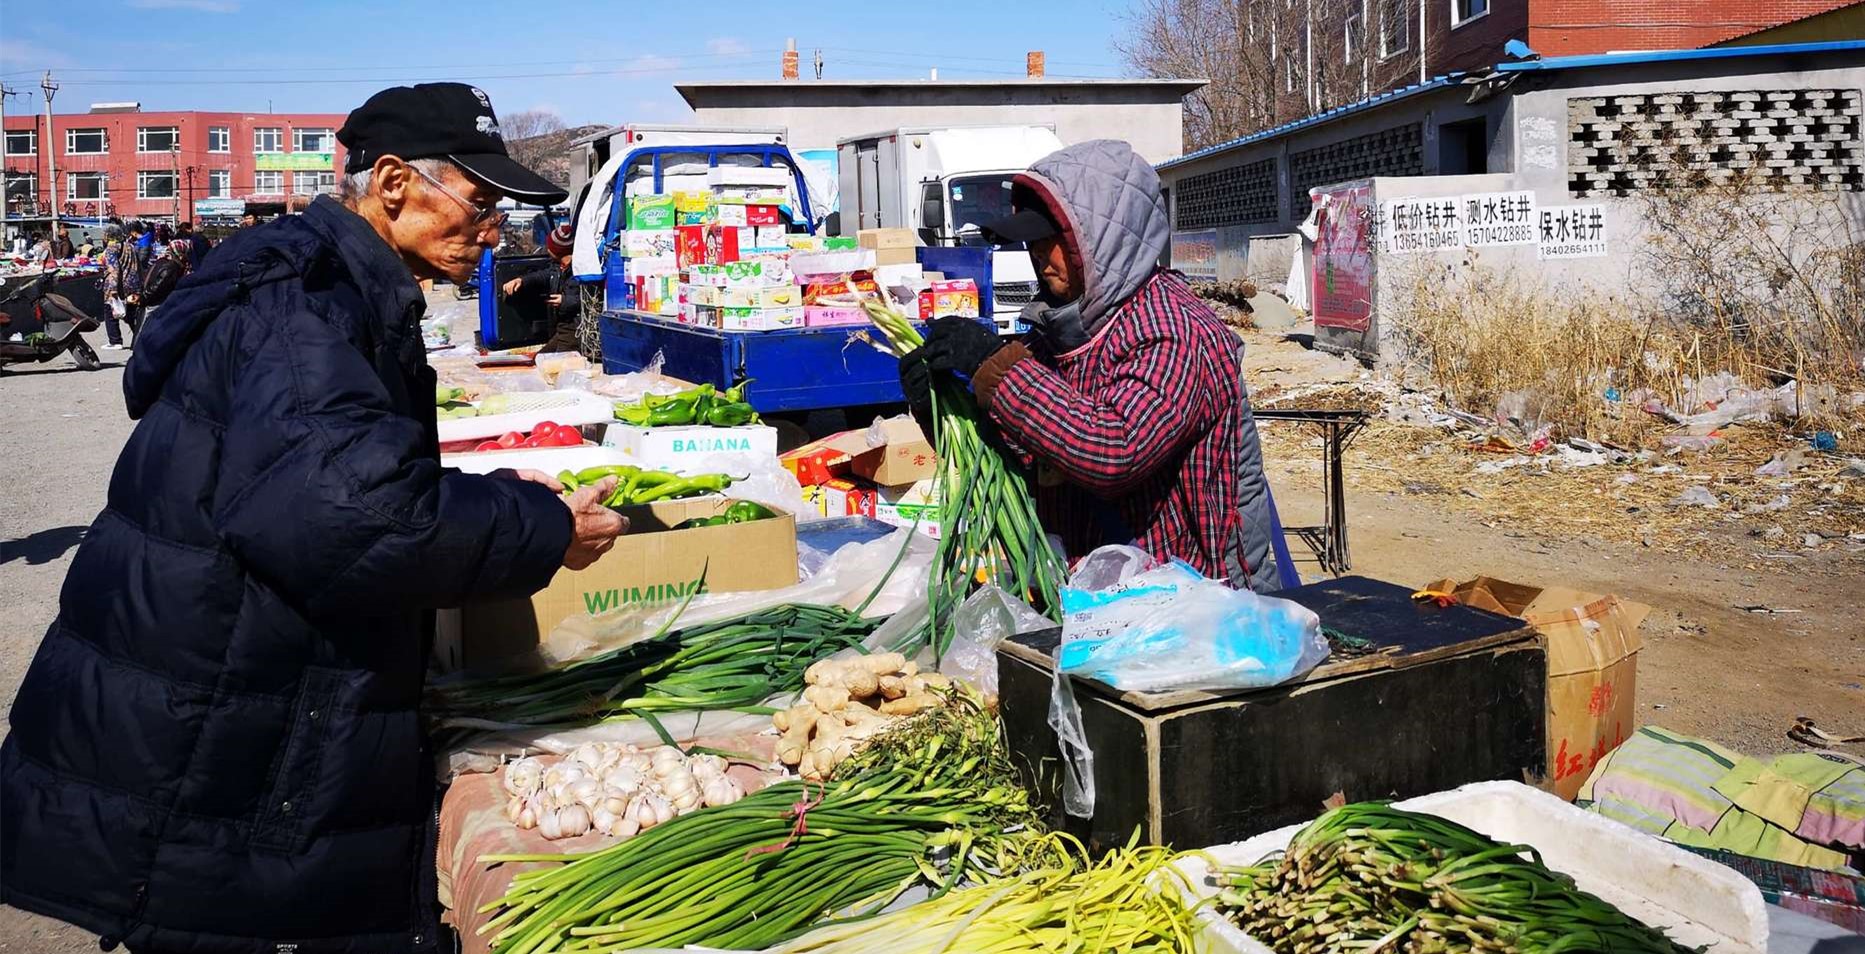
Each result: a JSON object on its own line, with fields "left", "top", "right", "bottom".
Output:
{"left": 1, "top": 0, "right": 1139, "bottom": 124}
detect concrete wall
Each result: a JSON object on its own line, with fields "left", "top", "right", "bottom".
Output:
{"left": 683, "top": 85, "right": 1191, "bottom": 165}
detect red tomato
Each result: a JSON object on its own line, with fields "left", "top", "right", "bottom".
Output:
{"left": 553, "top": 427, "right": 584, "bottom": 446}
{"left": 532, "top": 420, "right": 560, "bottom": 439}
{"left": 473, "top": 441, "right": 502, "bottom": 453}
{"left": 521, "top": 435, "right": 547, "bottom": 448}
{"left": 497, "top": 431, "right": 525, "bottom": 449}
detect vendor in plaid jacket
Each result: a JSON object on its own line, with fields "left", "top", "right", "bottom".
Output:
{"left": 900, "top": 139, "right": 1285, "bottom": 593}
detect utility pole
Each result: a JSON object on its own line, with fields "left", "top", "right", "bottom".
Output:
{"left": 1418, "top": 0, "right": 1427, "bottom": 85}
{"left": 0, "top": 81, "right": 18, "bottom": 240}
{"left": 171, "top": 143, "right": 181, "bottom": 223}
{"left": 185, "top": 165, "right": 196, "bottom": 222}
{"left": 41, "top": 71, "right": 58, "bottom": 240}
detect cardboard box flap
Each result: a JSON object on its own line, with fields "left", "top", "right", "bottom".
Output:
{"left": 1425, "top": 576, "right": 1646, "bottom": 677}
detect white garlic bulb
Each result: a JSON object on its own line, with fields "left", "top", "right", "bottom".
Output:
{"left": 609, "top": 812, "right": 641, "bottom": 838}
{"left": 600, "top": 791, "right": 630, "bottom": 817}
{"left": 602, "top": 765, "right": 644, "bottom": 796}
{"left": 515, "top": 795, "right": 540, "bottom": 831}
{"left": 504, "top": 795, "right": 525, "bottom": 823}
{"left": 659, "top": 769, "right": 698, "bottom": 801}
{"left": 591, "top": 808, "right": 617, "bottom": 836}
{"left": 688, "top": 754, "right": 728, "bottom": 780}
{"left": 542, "top": 763, "right": 586, "bottom": 792}
{"left": 568, "top": 778, "right": 604, "bottom": 810}
{"left": 503, "top": 756, "right": 545, "bottom": 797}
{"left": 568, "top": 742, "right": 605, "bottom": 769}
{"left": 555, "top": 804, "right": 592, "bottom": 838}
{"left": 701, "top": 775, "right": 745, "bottom": 808}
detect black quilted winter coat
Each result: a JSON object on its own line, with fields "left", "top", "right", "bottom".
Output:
{"left": 0, "top": 196, "right": 572, "bottom": 953}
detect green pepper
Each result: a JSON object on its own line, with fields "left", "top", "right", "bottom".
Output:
{"left": 575, "top": 464, "right": 639, "bottom": 485}
{"left": 723, "top": 500, "right": 776, "bottom": 523}
{"left": 557, "top": 469, "right": 581, "bottom": 493}
{"left": 614, "top": 402, "right": 653, "bottom": 426}
{"left": 722, "top": 379, "right": 752, "bottom": 404}
{"left": 646, "top": 399, "right": 699, "bottom": 427}
{"left": 630, "top": 472, "right": 736, "bottom": 503}
{"left": 704, "top": 402, "right": 757, "bottom": 427}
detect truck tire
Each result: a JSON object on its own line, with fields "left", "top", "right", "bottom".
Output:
{"left": 577, "top": 284, "right": 603, "bottom": 363}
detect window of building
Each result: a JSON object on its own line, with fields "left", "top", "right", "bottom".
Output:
{"left": 208, "top": 126, "right": 230, "bottom": 153}
{"left": 293, "top": 170, "right": 335, "bottom": 195}
{"left": 253, "top": 169, "right": 284, "bottom": 194}
{"left": 6, "top": 174, "right": 38, "bottom": 209}
{"left": 1451, "top": 0, "right": 1487, "bottom": 27}
{"left": 4, "top": 129, "right": 35, "bottom": 156}
{"left": 67, "top": 171, "right": 107, "bottom": 200}
{"left": 138, "top": 126, "right": 180, "bottom": 153}
{"left": 254, "top": 127, "right": 283, "bottom": 153}
{"left": 208, "top": 169, "right": 231, "bottom": 197}
{"left": 66, "top": 128, "right": 108, "bottom": 155}
{"left": 293, "top": 127, "right": 334, "bottom": 153}
{"left": 138, "top": 170, "right": 178, "bottom": 200}
{"left": 1379, "top": 0, "right": 1411, "bottom": 56}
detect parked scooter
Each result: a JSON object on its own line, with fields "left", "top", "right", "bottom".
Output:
{"left": 0, "top": 270, "right": 103, "bottom": 372}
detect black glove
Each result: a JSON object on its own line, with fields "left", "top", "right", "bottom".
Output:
{"left": 899, "top": 348, "right": 935, "bottom": 437}
{"left": 898, "top": 318, "right": 1003, "bottom": 434}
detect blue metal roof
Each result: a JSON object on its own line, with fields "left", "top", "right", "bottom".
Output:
{"left": 1157, "top": 39, "right": 1865, "bottom": 171}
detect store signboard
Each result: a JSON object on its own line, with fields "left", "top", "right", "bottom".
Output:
{"left": 193, "top": 197, "right": 245, "bottom": 218}
{"left": 1310, "top": 183, "right": 1374, "bottom": 333}
{"left": 1537, "top": 204, "right": 1609, "bottom": 259}
{"left": 254, "top": 152, "right": 335, "bottom": 171}
{"left": 1171, "top": 228, "right": 1218, "bottom": 282}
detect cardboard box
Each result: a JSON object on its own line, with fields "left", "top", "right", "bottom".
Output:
{"left": 676, "top": 224, "right": 707, "bottom": 269}
{"left": 871, "top": 247, "right": 919, "bottom": 266}
{"left": 719, "top": 285, "right": 802, "bottom": 309}
{"left": 627, "top": 194, "right": 676, "bottom": 231}
{"left": 849, "top": 416, "right": 936, "bottom": 486}
{"left": 1425, "top": 576, "right": 1648, "bottom": 801}
{"left": 672, "top": 190, "right": 712, "bottom": 213}
{"left": 818, "top": 476, "right": 941, "bottom": 538}
{"left": 859, "top": 228, "right": 917, "bottom": 250}
{"left": 919, "top": 279, "right": 980, "bottom": 320}
{"left": 440, "top": 498, "right": 797, "bottom": 672}
{"left": 708, "top": 166, "right": 793, "bottom": 189}
{"left": 720, "top": 305, "right": 803, "bottom": 331}
{"left": 802, "top": 276, "right": 878, "bottom": 305}
{"left": 623, "top": 229, "right": 678, "bottom": 258}
{"left": 704, "top": 225, "right": 742, "bottom": 265}
{"left": 682, "top": 283, "right": 720, "bottom": 307}
{"left": 804, "top": 304, "right": 868, "bottom": 327}
{"left": 602, "top": 422, "right": 780, "bottom": 471}
{"left": 720, "top": 203, "right": 783, "bottom": 227}
{"left": 753, "top": 226, "right": 789, "bottom": 249}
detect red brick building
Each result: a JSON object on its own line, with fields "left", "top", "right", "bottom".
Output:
{"left": 2, "top": 105, "right": 347, "bottom": 223}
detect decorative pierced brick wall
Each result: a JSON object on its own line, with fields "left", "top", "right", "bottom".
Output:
{"left": 1174, "top": 157, "right": 1279, "bottom": 229}
{"left": 1567, "top": 89, "right": 1865, "bottom": 196}
{"left": 1288, "top": 124, "right": 1423, "bottom": 218}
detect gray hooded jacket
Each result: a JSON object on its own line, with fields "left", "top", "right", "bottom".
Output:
{"left": 1003, "top": 140, "right": 1284, "bottom": 592}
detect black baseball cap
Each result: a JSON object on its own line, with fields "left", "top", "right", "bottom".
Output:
{"left": 338, "top": 82, "right": 568, "bottom": 204}
{"left": 981, "top": 182, "right": 1059, "bottom": 244}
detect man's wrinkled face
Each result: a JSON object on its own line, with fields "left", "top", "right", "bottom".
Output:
{"left": 399, "top": 162, "right": 503, "bottom": 284}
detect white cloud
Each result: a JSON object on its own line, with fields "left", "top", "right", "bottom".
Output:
{"left": 127, "top": 0, "right": 241, "bottom": 11}
{"left": 623, "top": 54, "right": 682, "bottom": 74}
{"left": 0, "top": 38, "right": 76, "bottom": 70}
{"left": 705, "top": 37, "right": 750, "bottom": 56}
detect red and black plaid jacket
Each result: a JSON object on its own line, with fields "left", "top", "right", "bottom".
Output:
{"left": 984, "top": 269, "right": 1249, "bottom": 578}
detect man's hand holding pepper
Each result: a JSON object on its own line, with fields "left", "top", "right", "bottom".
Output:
{"left": 898, "top": 317, "right": 1015, "bottom": 431}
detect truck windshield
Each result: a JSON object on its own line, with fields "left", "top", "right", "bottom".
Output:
{"left": 946, "top": 174, "right": 1018, "bottom": 247}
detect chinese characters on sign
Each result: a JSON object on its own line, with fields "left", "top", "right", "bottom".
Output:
{"left": 1537, "top": 204, "right": 1609, "bottom": 259}
{"left": 1311, "top": 184, "right": 1375, "bottom": 333}
{"left": 1380, "top": 196, "right": 1463, "bottom": 254}
{"left": 1171, "top": 229, "right": 1219, "bottom": 282}
{"left": 1460, "top": 191, "right": 1539, "bottom": 247}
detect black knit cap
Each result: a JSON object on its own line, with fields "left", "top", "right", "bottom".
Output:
{"left": 337, "top": 83, "right": 567, "bottom": 204}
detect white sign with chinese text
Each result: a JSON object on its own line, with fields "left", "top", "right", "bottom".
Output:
{"left": 1537, "top": 204, "right": 1609, "bottom": 259}
{"left": 1380, "top": 196, "right": 1463, "bottom": 254}
{"left": 1460, "top": 191, "right": 1539, "bottom": 247}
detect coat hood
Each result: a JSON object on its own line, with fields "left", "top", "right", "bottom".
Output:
{"left": 1014, "top": 139, "right": 1169, "bottom": 335}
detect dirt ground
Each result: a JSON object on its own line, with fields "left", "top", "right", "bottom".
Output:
{"left": 1, "top": 324, "right": 1860, "bottom": 950}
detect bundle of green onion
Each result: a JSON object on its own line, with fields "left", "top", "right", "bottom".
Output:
{"left": 860, "top": 297, "right": 1066, "bottom": 652}
{"left": 1214, "top": 803, "right": 1696, "bottom": 954}
{"left": 768, "top": 834, "right": 1202, "bottom": 954}
{"left": 426, "top": 603, "right": 877, "bottom": 741}
{"left": 476, "top": 691, "right": 1059, "bottom": 953}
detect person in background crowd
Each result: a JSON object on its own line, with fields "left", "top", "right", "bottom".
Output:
{"left": 0, "top": 81, "right": 620, "bottom": 954}
{"left": 26, "top": 232, "right": 51, "bottom": 265}
{"left": 51, "top": 225, "right": 76, "bottom": 259}
{"left": 500, "top": 222, "right": 580, "bottom": 352}
{"left": 151, "top": 222, "right": 173, "bottom": 257}
{"left": 900, "top": 139, "right": 1286, "bottom": 593}
{"left": 120, "top": 222, "right": 151, "bottom": 332}
{"left": 239, "top": 211, "right": 258, "bottom": 229}
{"left": 176, "top": 220, "right": 210, "bottom": 270}
{"left": 137, "top": 236, "right": 192, "bottom": 320}
{"left": 99, "top": 227, "right": 134, "bottom": 351}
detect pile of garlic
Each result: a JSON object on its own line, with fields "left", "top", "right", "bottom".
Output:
{"left": 501, "top": 742, "right": 746, "bottom": 841}
{"left": 775, "top": 652, "right": 953, "bottom": 781}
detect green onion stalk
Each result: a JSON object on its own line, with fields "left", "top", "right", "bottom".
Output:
{"left": 859, "top": 296, "right": 1067, "bottom": 656}
{"left": 476, "top": 691, "right": 1061, "bottom": 954}
{"left": 767, "top": 833, "right": 1204, "bottom": 954}
{"left": 426, "top": 603, "right": 878, "bottom": 745}
{"left": 1214, "top": 803, "right": 1698, "bottom": 954}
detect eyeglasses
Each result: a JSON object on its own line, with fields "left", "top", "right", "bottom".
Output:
{"left": 410, "top": 163, "right": 507, "bottom": 233}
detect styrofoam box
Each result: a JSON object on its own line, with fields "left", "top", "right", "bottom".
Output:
{"left": 601, "top": 423, "right": 780, "bottom": 474}
{"left": 1173, "top": 781, "right": 1769, "bottom": 954}
{"left": 441, "top": 444, "right": 632, "bottom": 477}
{"left": 436, "top": 390, "right": 615, "bottom": 444}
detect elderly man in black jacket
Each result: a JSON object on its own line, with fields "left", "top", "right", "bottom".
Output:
{"left": 0, "top": 84, "right": 625, "bottom": 954}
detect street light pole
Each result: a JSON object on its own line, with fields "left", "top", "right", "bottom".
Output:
{"left": 171, "top": 143, "right": 181, "bottom": 222}
{"left": 41, "top": 72, "right": 58, "bottom": 241}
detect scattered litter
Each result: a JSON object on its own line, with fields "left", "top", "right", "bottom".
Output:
{"left": 1840, "top": 459, "right": 1865, "bottom": 478}
{"left": 1761, "top": 526, "right": 1786, "bottom": 539}
{"left": 1754, "top": 449, "right": 1807, "bottom": 477}
{"left": 1652, "top": 703, "right": 1667, "bottom": 710}
{"left": 1786, "top": 717, "right": 1864, "bottom": 748}
{"left": 1474, "top": 456, "right": 1534, "bottom": 475}
{"left": 1737, "top": 604, "right": 1803, "bottom": 615}
{"left": 1808, "top": 431, "right": 1838, "bottom": 451}
{"left": 1661, "top": 434, "right": 1722, "bottom": 454}
{"left": 1802, "top": 533, "right": 1825, "bottom": 549}
{"left": 1668, "top": 486, "right": 1720, "bottom": 508}
{"left": 1615, "top": 474, "right": 1639, "bottom": 485}
{"left": 1743, "top": 494, "right": 1792, "bottom": 514}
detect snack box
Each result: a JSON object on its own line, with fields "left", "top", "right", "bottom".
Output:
{"left": 671, "top": 190, "right": 712, "bottom": 213}
{"left": 627, "top": 194, "right": 675, "bottom": 230}
{"left": 717, "top": 285, "right": 803, "bottom": 309}
{"left": 690, "top": 259, "right": 791, "bottom": 288}
{"left": 804, "top": 304, "right": 869, "bottom": 327}
{"left": 719, "top": 305, "right": 803, "bottom": 332}
{"left": 623, "top": 229, "right": 677, "bottom": 258}
{"left": 717, "top": 203, "right": 783, "bottom": 227}
{"left": 802, "top": 275, "right": 879, "bottom": 305}
{"left": 918, "top": 279, "right": 980, "bottom": 320}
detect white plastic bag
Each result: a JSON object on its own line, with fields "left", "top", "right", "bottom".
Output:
{"left": 1055, "top": 546, "right": 1328, "bottom": 693}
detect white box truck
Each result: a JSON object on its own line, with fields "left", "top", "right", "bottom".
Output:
{"left": 836, "top": 125, "right": 1065, "bottom": 323}
{"left": 569, "top": 123, "right": 791, "bottom": 201}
